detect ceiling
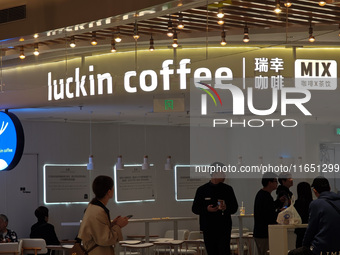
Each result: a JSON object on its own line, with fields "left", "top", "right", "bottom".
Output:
{"left": 1, "top": 0, "right": 340, "bottom": 126}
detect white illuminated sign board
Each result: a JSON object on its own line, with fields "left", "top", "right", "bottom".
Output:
{"left": 114, "top": 164, "right": 155, "bottom": 203}
{"left": 175, "top": 165, "right": 207, "bottom": 202}
{"left": 43, "top": 164, "right": 90, "bottom": 204}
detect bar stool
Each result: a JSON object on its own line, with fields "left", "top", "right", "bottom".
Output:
{"left": 120, "top": 242, "right": 154, "bottom": 255}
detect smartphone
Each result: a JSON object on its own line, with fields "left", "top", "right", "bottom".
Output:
{"left": 126, "top": 214, "right": 133, "bottom": 218}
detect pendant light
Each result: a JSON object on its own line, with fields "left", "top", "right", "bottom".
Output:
{"left": 165, "top": 156, "right": 172, "bottom": 171}
{"left": 274, "top": 0, "right": 282, "bottom": 14}
{"left": 308, "top": 19, "right": 315, "bottom": 43}
{"left": 142, "top": 115, "right": 149, "bottom": 170}
{"left": 70, "top": 36, "right": 76, "bottom": 48}
{"left": 243, "top": 23, "right": 250, "bottom": 43}
{"left": 116, "top": 155, "right": 124, "bottom": 170}
{"left": 19, "top": 46, "right": 25, "bottom": 60}
{"left": 142, "top": 155, "right": 149, "bottom": 170}
{"left": 115, "top": 116, "right": 124, "bottom": 170}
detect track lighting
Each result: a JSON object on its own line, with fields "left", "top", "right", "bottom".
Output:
{"left": 33, "top": 43, "right": 39, "bottom": 56}
{"left": 274, "top": 0, "right": 282, "bottom": 14}
{"left": 111, "top": 40, "right": 116, "bottom": 53}
{"left": 243, "top": 24, "right": 250, "bottom": 43}
{"left": 133, "top": 21, "right": 140, "bottom": 40}
{"left": 284, "top": 0, "right": 292, "bottom": 7}
{"left": 220, "top": 29, "right": 227, "bottom": 46}
{"left": 115, "top": 28, "right": 122, "bottom": 43}
{"left": 177, "top": 13, "right": 184, "bottom": 29}
{"left": 19, "top": 46, "right": 25, "bottom": 59}
{"left": 149, "top": 35, "right": 154, "bottom": 51}
{"left": 91, "top": 32, "right": 97, "bottom": 46}
{"left": 70, "top": 36, "right": 76, "bottom": 48}
{"left": 217, "top": 7, "right": 225, "bottom": 18}
{"left": 172, "top": 29, "right": 178, "bottom": 48}
{"left": 167, "top": 17, "right": 173, "bottom": 37}
{"left": 217, "top": 18, "right": 224, "bottom": 25}
{"left": 319, "top": 1, "right": 326, "bottom": 6}
{"left": 309, "top": 19, "right": 315, "bottom": 43}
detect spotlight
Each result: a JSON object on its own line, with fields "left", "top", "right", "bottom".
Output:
{"left": 274, "top": 0, "right": 282, "bottom": 13}
{"left": 243, "top": 24, "right": 250, "bottom": 43}
{"left": 284, "top": 0, "right": 292, "bottom": 7}
{"left": 133, "top": 21, "right": 140, "bottom": 40}
{"left": 91, "top": 32, "right": 97, "bottom": 46}
{"left": 167, "top": 17, "right": 173, "bottom": 37}
{"left": 115, "top": 28, "right": 122, "bottom": 42}
{"left": 220, "top": 30, "right": 227, "bottom": 46}
{"left": 33, "top": 43, "right": 39, "bottom": 56}
{"left": 33, "top": 33, "right": 39, "bottom": 39}
{"left": 217, "top": 18, "right": 224, "bottom": 25}
{"left": 19, "top": 46, "right": 25, "bottom": 59}
{"left": 217, "top": 7, "right": 225, "bottom": 18}
{"left": 309, "top": 20, "right": 315, "bottom": 43}
{"left": 319, "top": 1, "right": 326, "bottom": 6}
{"left": 111, "top": 40, "right": 116, "bottom": 53}
{"left": 177, "top": 13, "right": 184, "bottom": 29}
{"left": 70, "top": 36, "right": 76, "bottom": 48}
{"left": 149, "top": 35, "right": 155, "bottom": 51}
{"left": 172, "top": 30, "right": 178, "bottom": 48}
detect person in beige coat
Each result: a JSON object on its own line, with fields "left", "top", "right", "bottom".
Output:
{"left": 78, "top": 175, "right": 129, "bottom": 255}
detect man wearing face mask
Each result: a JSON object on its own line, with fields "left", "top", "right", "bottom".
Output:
{"left": 192, "top": 162, "right": 238, "bottom": 255}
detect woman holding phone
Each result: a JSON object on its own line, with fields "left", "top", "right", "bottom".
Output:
{"left": 78, "top": 175, "right": 129, "bottom": 255}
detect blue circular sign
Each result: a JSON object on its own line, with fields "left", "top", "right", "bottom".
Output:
{"left": 0, "top": 111, "right": 25, "bottom": 171}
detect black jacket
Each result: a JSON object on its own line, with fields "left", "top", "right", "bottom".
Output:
{"left": 30, "top": 220, "right": 60, "bottom": 245}
{"left": 192, "top": 181, "right": 238, "bottom": 232}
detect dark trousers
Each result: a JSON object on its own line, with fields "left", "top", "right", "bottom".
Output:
{"left": 203, "top": 228, "right": 231, "bottom": 255}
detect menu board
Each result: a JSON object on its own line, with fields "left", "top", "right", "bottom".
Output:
{"left": 114, "top": 165, "right": 155, "bottom": 203}
{"left": 175, "top": 165, "right": 207, "bottom": 201}
{"left": 44, "top": 164, "right": 90, "bottom": 204}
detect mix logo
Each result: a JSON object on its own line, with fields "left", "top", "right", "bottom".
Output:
{"left": 295, "top": 59, "right": 337, "bottom": 90}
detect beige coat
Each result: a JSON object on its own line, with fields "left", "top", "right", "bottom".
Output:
{"left": 78, "top": 203, "right": 123, "bottom": 255}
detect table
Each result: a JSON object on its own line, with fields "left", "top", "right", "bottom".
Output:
{"left": 268, "top": 224, "right": 308, "bottom": 255}
{"left": 232, "top": 214, "right": 254, "bottom": 255}
{"left": 128, "top": 217, "right": 198, "bottom": 255}
{"left": 128, "top": 217, "right": 198, "bottom": 242}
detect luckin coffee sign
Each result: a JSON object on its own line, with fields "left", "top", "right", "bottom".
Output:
{"left": 295, "top": 59, "right": 337, "bottom": 90}
{"left": 0, "top": 112, "right": 25, "bottom": 171}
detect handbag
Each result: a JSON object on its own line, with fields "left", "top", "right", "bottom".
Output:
{"left": 69, "top": 242, "right": 98, "bottom": 255}
{"left": 277, "top": 195, "right": 302, "bottom": 225}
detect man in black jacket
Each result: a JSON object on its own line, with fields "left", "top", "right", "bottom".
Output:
{"left": 253, "top": 172, "right": 279, "bottom": 255}
{"left": 30, "top": 206, "right": 60, "bottom": 248}
{"left": 192, "top": 162, "right": 238, "bottom": 255}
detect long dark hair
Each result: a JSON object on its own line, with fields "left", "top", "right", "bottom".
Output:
{"left": 297, "top": 182, "right": 313, "bottom": 203}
